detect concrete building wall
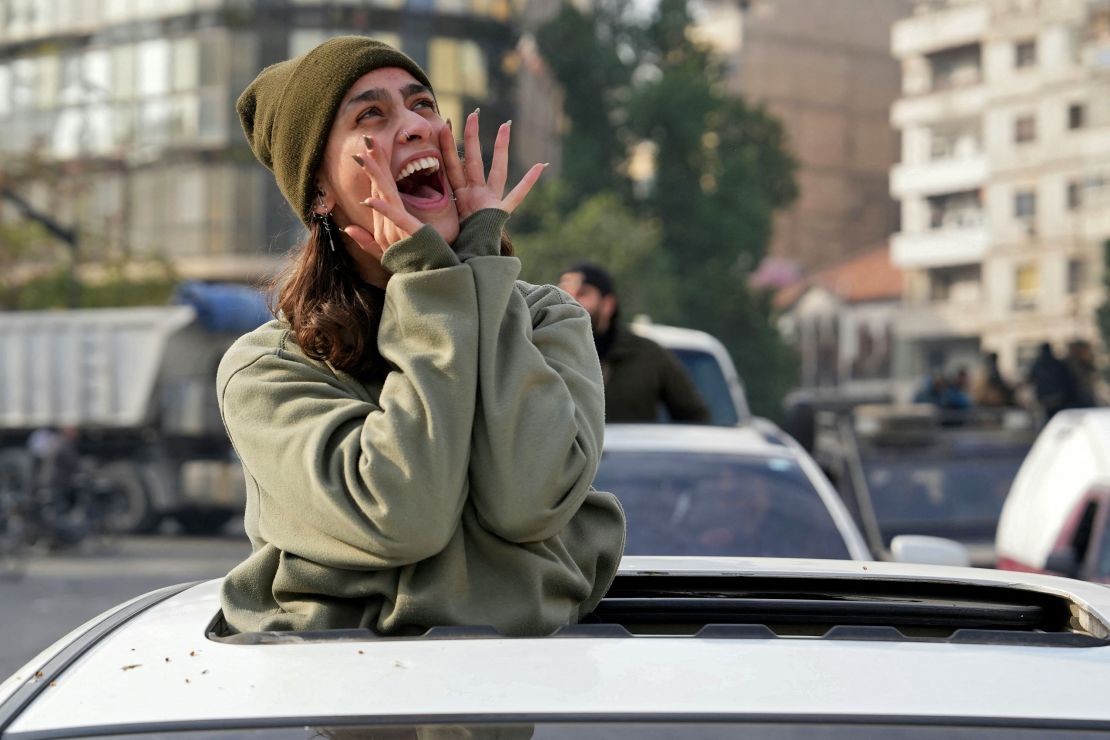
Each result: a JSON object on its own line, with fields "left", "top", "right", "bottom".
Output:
{"left": 713, "top": 0, "right": 915, "bottom": 272}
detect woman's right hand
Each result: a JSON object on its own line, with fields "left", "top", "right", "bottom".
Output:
{"left": 343, "top": 136, "right": 424, "bottom": 258}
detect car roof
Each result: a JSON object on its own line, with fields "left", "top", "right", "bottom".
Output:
{"left": 7, "top": 558, "right": 1110, "bottom": 735}
{"left": 603, "top": 422, "right": 789, "bottom": 458}
{"left": 628, "top": 320, "right": 727, "bottom": 352}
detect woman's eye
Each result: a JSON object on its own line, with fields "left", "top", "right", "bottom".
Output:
{"left": 413, "top": 99, "right": 436, "bottom": 111}
{"left": 356, "top": 107, "right": 383, "bottom": 122}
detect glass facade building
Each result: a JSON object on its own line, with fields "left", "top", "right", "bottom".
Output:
{"left": 0, "top": 0, "right": 521, "bottom": 281}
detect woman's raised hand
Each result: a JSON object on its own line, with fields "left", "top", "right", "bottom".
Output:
{"left": 343, "top": 135, "right": 424, "bottom": 257}
{"left": 442, "top": 109, "right": 546, "bottom": 221}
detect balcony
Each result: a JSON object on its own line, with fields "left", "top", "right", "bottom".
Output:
{"left": 891, "top": 155, "right": 988, "bottom": 199}
{"left": 893, "top": 3, "right": 989, "bottom": 58}
{"left": 891, "top": 227, "right": 989, "bottom": 270}
{"left": 896, "top": 299, "right": 987, "bottom": 340}
{"left": 892, "top": 84, "right": 987, "bottom": 127}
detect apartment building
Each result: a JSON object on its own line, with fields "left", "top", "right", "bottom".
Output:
{"left": 891, "top": 0, "right": 1110, "bottom": 383}
{"left": 0, "top": 0, "right": 520, "bottom": 284}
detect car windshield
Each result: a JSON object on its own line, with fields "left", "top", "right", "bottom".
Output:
{"left": 861, "top": 453, "right": 1023, "bottom": 541}
{"left": 593, "top": 450, "right": 852, "bottom": 559}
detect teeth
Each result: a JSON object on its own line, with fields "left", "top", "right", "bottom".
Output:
{"left": 396, "top": 157, "right": 440, "bottom": 181}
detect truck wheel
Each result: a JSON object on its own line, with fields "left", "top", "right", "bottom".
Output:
{"left": 98, "top": 462, "right": 159, "bottom": 534}
{"left": 174, "top": 508, "right": 234, "bottom": 536}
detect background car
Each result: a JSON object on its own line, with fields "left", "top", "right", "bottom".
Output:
{"left": 5, "top": 557, "right": 1110, "bottom": 737}
{"left": 996, "top": 408, "right": 1110, "bottom": 583}
{"left": 629, "top": 319, "right": 751, "bottom": 426}
{"left": 811, "top": 404, "right": 1036, "bottom": 566}
{"left": 595, "top": 423, "right": 872, "bottom": 561}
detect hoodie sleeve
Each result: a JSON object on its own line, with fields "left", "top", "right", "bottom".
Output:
{"left": 217, "top": 225, "right": 479, "bottom": 569}
{"left": 453, "top": 209, "right": 610, "bottom": 544}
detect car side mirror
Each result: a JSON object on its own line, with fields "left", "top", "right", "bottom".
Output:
{"left": 1045, "top": 547, "right": 1080, "bottom": 578}
{"left": 890, "top": 535, "right": 971, "bottom": 567}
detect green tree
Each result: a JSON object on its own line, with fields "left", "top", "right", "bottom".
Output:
{"left": 529, "top": 0, "right": 800, "bottom": 418}
{"left": 0, "top": 220, "right": 52, "bottom": 309}
{"left": 514, "top": 188, "right": 679, "bottom": 322}
{"left": 533, "top": 1, "right": 636, "bottom": 207}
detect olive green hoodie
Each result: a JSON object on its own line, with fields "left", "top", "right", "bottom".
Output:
{"left": 217, "top": 210, "right": 625, "bottom": 636}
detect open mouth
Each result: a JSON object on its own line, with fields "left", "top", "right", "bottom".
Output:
{"left": 395, "top": 156, "right": 449, "bottom": 210}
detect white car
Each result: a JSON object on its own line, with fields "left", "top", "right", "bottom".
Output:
{"left": 996, "top": 408, "right": 1110, "bottom": 583}
{"left": 4, "top": 557, "right": 1110, "bottom": 737}
{"left": 597, "top": 423, "right": 872, "bottom": 562}
{"left": 629, "top": 320, "right": 751, "bottom": 425}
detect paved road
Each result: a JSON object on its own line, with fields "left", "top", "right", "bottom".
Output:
{"left": 0, "top": 535, "right": 249, "bottom": 680}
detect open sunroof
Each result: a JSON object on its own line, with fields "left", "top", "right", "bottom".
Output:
{"left": 208, "top": 571, "right": 1110, "bottom": 648}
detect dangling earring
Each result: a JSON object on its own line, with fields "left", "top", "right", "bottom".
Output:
{"left": 315, "top": 194, "right": 337, "bottom": 252}
{"left": 318, "top": 211, "right": 338, "bottom": 252}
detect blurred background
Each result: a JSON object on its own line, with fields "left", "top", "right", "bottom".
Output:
{"left": 2, "top": 0, "right": 1110, "bottom": 676}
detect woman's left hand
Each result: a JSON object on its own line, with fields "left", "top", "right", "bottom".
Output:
{"left": 441, "top": 109, "right": 546, "bottom": 221}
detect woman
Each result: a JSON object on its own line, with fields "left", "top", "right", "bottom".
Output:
{"left": 220, "top": 36, "right": 625, "bottom": 636}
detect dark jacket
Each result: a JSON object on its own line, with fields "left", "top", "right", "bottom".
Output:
{"left": 601, "top": 325, "right": 711, "bottom": 424}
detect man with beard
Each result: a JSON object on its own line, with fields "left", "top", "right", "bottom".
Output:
{"left": 559, "top": 262, "right": 710, "bottom": 424}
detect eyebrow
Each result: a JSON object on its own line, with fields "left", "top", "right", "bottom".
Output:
{"left": 342, "top": 83, "right": 434, "bottom": 112}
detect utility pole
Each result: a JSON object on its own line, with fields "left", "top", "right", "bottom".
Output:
{"left": 0, "top": 185, "right": 80, "bottom": 308}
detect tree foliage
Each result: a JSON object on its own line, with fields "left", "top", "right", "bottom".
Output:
{"left": 528, "top": 0, "right": 800, "bottom": 418}
{"left": 514, "top": 187, "right": 679, "bottom": 322}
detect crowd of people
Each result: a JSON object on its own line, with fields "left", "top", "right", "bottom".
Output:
{"left": 914, "top": 340, "right": 1102, "bottom": 425}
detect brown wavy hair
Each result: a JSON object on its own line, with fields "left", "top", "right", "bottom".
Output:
{"left": 271, "top": 217, "right": 514, "bottom": 381}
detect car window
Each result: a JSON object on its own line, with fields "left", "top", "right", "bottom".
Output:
{"left": 594, "top": 450, "right": 851, "bottom": 559}
{"left": 862, "top": 454, "right": 1021, "bottom": 540}
{"left": 670, "top": 348, "right": 740, "bottom": 426}
{"left": 1094, "top": 505, "right": 1110, "bottom": 581}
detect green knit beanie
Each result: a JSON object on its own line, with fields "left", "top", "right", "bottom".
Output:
{"left": 237, "top": 36, "right": 433, "bottom": 226}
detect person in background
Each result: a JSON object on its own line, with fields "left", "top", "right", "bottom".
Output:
{"left": 1066, "top": 339, "right": 1098, "bottom": 409}
{"left": 1027, "top": 342, "right": 1076, "bottom": 424}
{"left": 558, "top": 262, "right": 710, "bottom": 424}
{"left": 943, "top": 367, "right": 972, "bottom": 411}
{"left": 971, "top": 352, "right": 1015, "bottom": 408}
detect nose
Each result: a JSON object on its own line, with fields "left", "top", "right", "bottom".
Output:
{"left": 397, "top": 110, "right": 433, "bottom": 144}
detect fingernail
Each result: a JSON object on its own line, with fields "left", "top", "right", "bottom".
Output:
{"left": 473, "top": 107, "right": 480, "bottom": 116}
{"left": 363, "top": 135, "right": 373, "bottom": 150}
{"left": 351, "top": 154, "right": 364, "bottom": 166}
{"left": 506, "top": 120, "right": 513, "bottom": 127}
{"left": 446, "top": 118, "right": 452, "bottom": 131}
{"left": 361, "top": 198, "right": 373, "bottom": 206}
{"left": 542, "top": 162, "right": 550, "bottom": 168}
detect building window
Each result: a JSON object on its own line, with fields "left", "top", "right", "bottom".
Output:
{"left": 1068, "top": 179, "right": 1083, "bottom": 210}
{"left": 1068, "top": 258, "right": 1086, "bottom": 294}
{"left": 929, "top": 121, "right": 980, "bottom": 160}
{"left": 928, "top": 265, "right": 981, "bottom": 303}
{"left": 1014, "top": 114, "right": 1036, "bottom": 143}
{"left": 1014, "top": 189, "right": 1037, "bottom": 219}
{"left": 1014, "top": 263, "right": 1039, "bottom": 309}
{"left": 1069, "top": 103, "right": 1085, "bottom": 130}
{"left": 927, "top": 191, "right": 982, "bottom": 230}
{"left": 927, "top": 44, "right": 981, "bottom": 91}
{"left": 1015, "top": 40, "right": 1037, "bottom": 69}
